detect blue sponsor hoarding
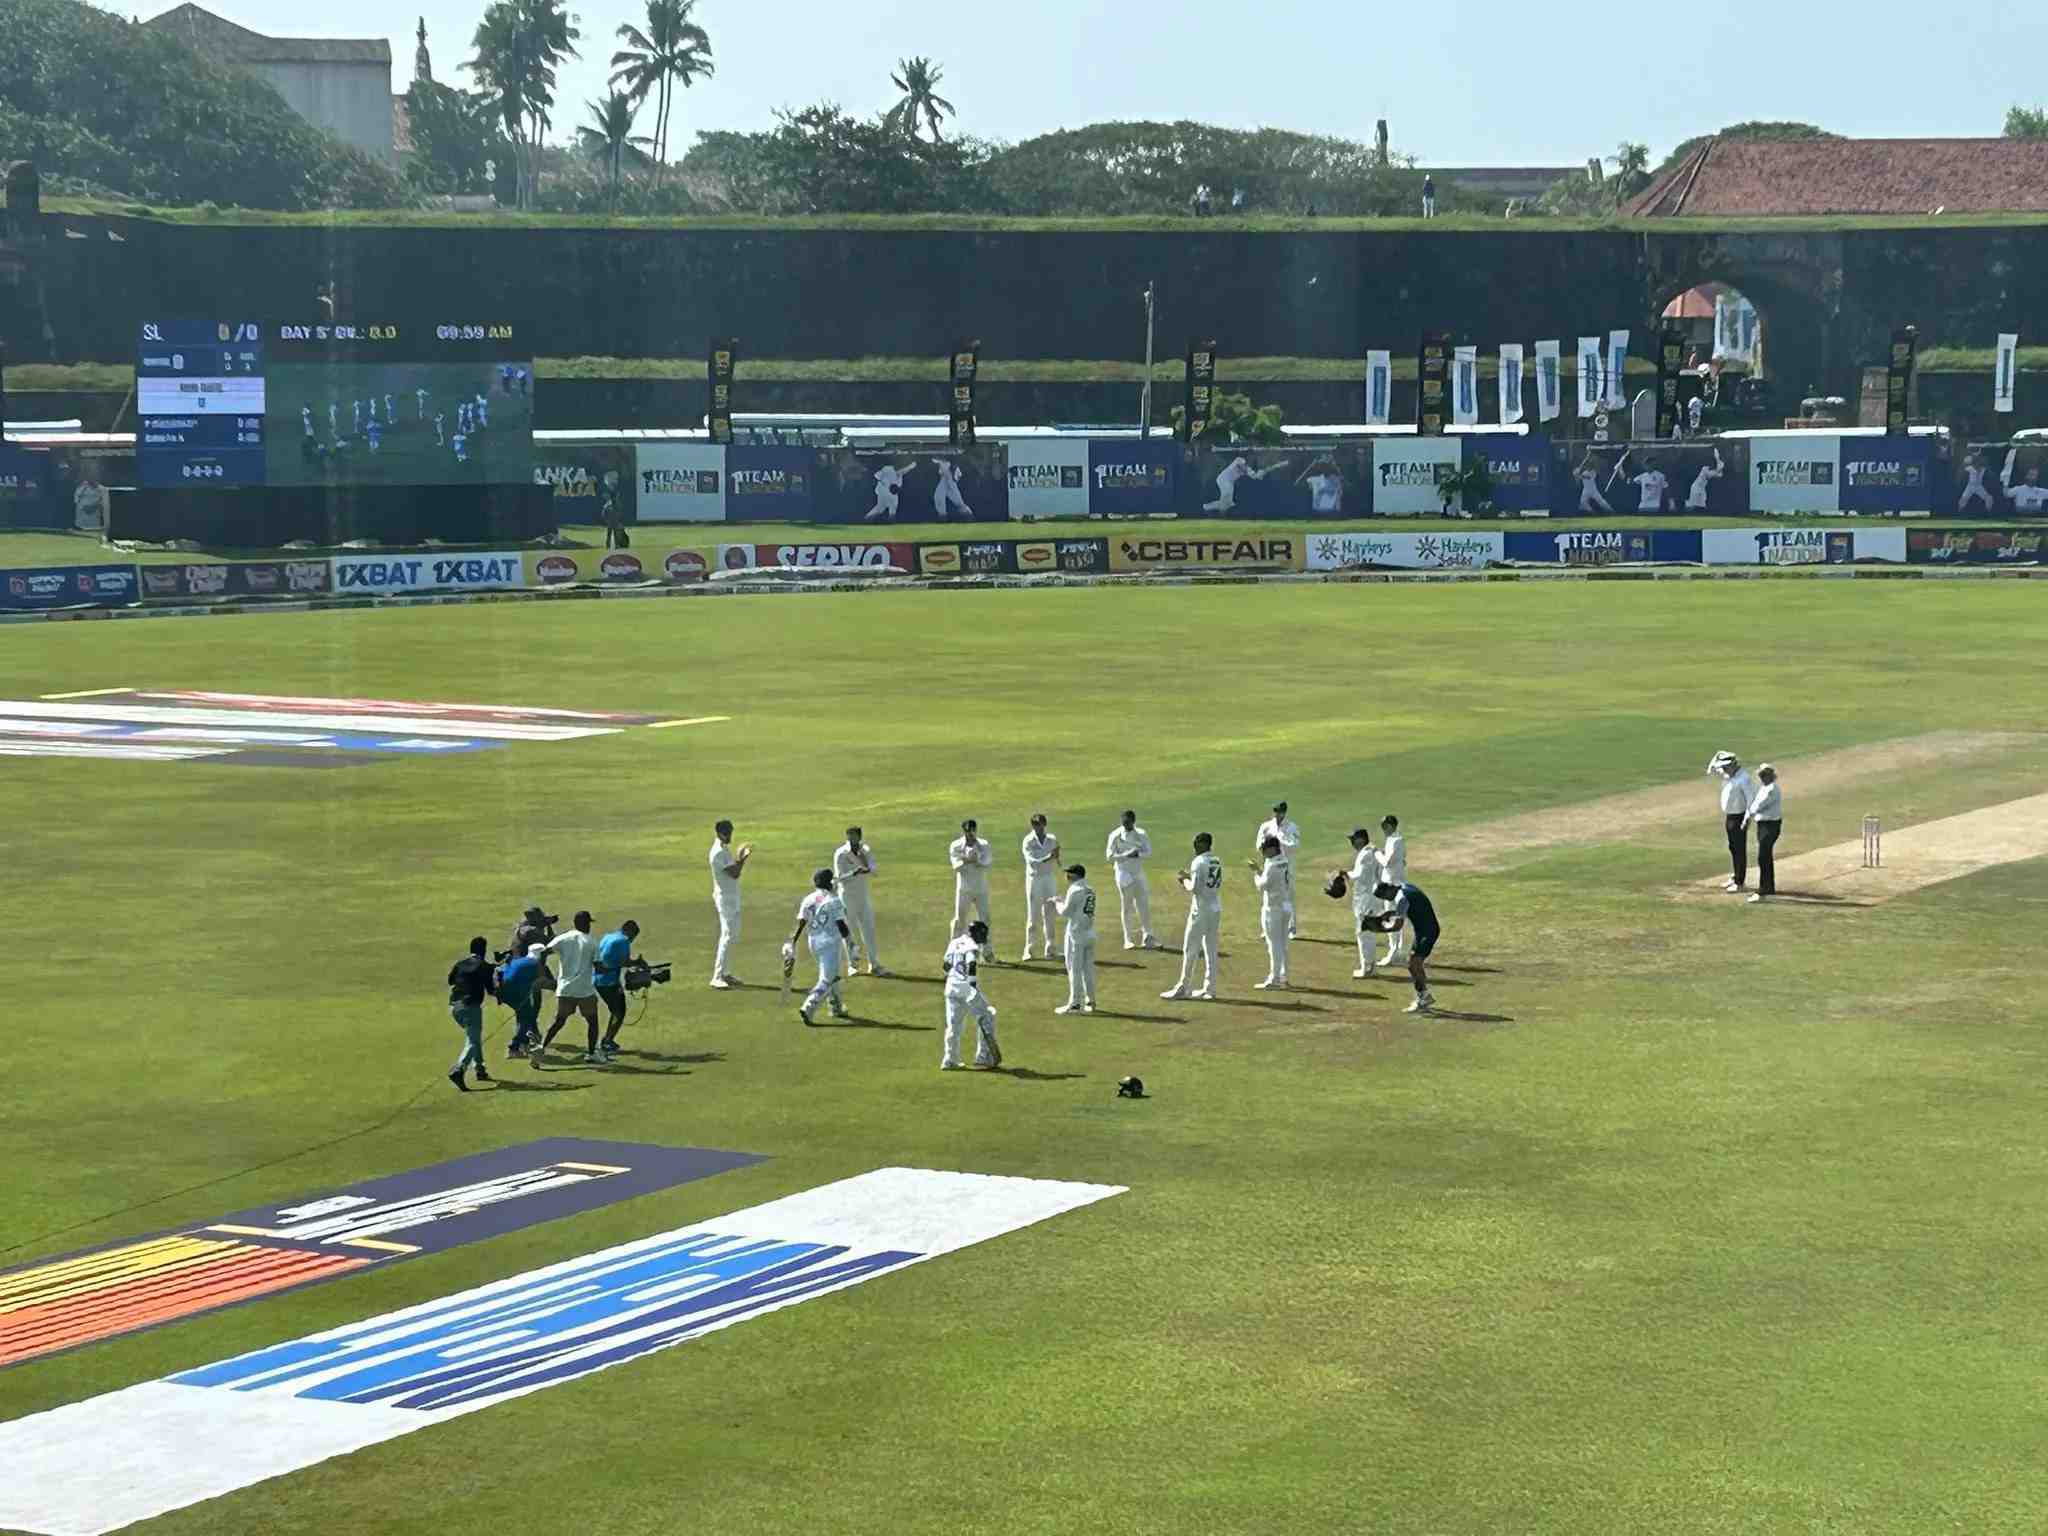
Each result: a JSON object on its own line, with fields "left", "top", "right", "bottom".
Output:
{"left": 1088, "top": 439, "right": 1179, "bottom": 516}
{"left": 723, "top": 445, "right": 816, "bottom": 522}
{"left": 0, "top": 442, "right": 50, "bottom": 529}
{"left": 0, "top": 563, "right": 139, "bottom": 611}
{"left": 1838, "top": 437, "right": 1933, "bottom": 515}
{"left": 1501, "top": 529, "right": 1705, "bottom": 564}
{"left": 1467, "top": 434, "right": 1550, "bottom": 514}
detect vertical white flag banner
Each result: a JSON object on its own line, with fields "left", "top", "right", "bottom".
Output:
{"left": 1452, "top": 345, "right": 1479, "bottom": 425}
{"left": 1605, "top": 328, "right": 1631, "bottom": 409}
{"left": 1364, "top": 350, "right": 1392, "bottom": 425}
{"left": 1499, "top": 343, "right": 1525, "bottom": 424}
{"left": 1535, "top": 340, "right": 1561, "bottom": 422}
{"left": 1995, "top": 333, "right": 2019, "bottom": 413}
{"left": 1577, "top": 336, "right": 1604, "bottom": 418}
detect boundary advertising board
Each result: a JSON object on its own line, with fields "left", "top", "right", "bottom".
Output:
{"left": 636, "top": 443, "right": 727, "bottom": 523}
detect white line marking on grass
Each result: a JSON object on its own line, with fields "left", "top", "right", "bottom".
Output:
{"left": 38, "top": 688, "right": 132, "bottom": 700}
{"left": 647, "top": 716, "right": 733, "bottom": 730}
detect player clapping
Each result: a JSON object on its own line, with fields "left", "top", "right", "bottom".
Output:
{"left": 1020, "top": 813, "right": 1061, "bottom": 961}
{"left": 949, "top": 818, "right": 994, "bottom": 961}
{"left": 833, "top": 825, "right": 887, "bottom": 975}
{"left": 1248, "top": 835, "right": 1293, "bottom": 989}
{"left": 1161, "top": 833, "right": 1222, "bottom": 1001}
{"left": 1105, "top": 809, "right": 1156, "bottom": 949}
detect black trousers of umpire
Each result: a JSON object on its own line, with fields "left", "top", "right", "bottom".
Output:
{"left": 1724, "top": 813, "right": 1748, "bottom": 885}
{"left": 1755, "top": 818, "right": 1781, "bottom": 896}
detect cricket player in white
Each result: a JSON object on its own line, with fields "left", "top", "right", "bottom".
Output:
{"left": 1958, "top": 452, "right": 1994, "bottom": 511}
{"left": 1685, "top": 449, "right": 1726, "bottom": 510}
{"left": 1020, "top": 813, "right": 1061, "bottom": 960}
{"left": 1345, "top": 827, "right": 1380, "bottom": 977}
{"left": 1575, "top": 450, "right": 1614, "bottom": 513}
{"left": 833, "top": 824, "right": 888, "bottom": 976}
{"left": 949, "top": 818, "right": 994, "bottom": 960}
{"left": 1255, "top": 800, "right": 1303, "bottom": 936}
{"left": 786, "top": 869, "right": 850, "bottom": 1024}
{"left": 1297, "top": 459, "right": 1343, "bottom": 513}
{"left": 932, "top": 459, "right": 972, "bottom": 519}
{"left": 1162, "top": 833, "right": 1223, "bottom": 1000}
{"left": 2001, "top": 448, "right": 2048, "bottom": 512}
{"left": 862, "top": 459, "right": 909, "bottom": 522}
{"left": 1375, "top": 815, "right": 1408, "bottom": 966}
{"left": 940, "top": 922, "right": 1002, "bottom": 1070}
{"left": 1631, "top": 463, "right": 1669, "bottom": 514}
{"left": 1203, "top": 455, "right": 1279, "bottom": 513}
{"left": 1054, "top": 864, "right": 1097, "bottom": 1014}
{"left": 327, "top": 401, "right": 339, "bottom": 436}
{"left": 416, "top": 387, "right": 429, "bottom": 421}
{"left": 1249, "top": 835, "right": 1293, "bottom": 989}
{"left": 1106, "top": 808, "right": 1156, "bottom": 948}
{"left": 708, "top": 819, "right": 750, "bottom": 987}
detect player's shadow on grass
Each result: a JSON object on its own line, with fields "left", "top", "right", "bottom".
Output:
{"left": 992, "top": 1067, "right": 1087, "bottom": 1083}
{"left": 1283, "top": 984, "right": 1380, "bottom": 1001}
{"left": 1425, "top": 1008, "right": 1514, "bottom": 1025}
{"left": 1087, "top": 1009, "right": 1188, "bottom": 1024}
{"left": 1427, "top": 964, "right": 1503, "bottom": 975}
{"left": 859, "top": 974, "right": 941, "bottom": 987}
{"left": 811, "top": 1016, "right": 936, "bottom": 1032}
{"left": 1229, "top": 997, "right": 1328, "bottom": 1013}
{"left": 484, "top": 1078, "right": 593, "bottom": 1093}
{"left": 622, "top": 1049, "right": 727, "bottom": 1065}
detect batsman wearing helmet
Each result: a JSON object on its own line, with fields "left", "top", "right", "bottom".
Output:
{"left": 940, "top": 921, "right": 1002, "bottom": 1071}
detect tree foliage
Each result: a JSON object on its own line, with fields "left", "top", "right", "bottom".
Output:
{"left": 401, "top": 79, "right": 505, "bottom": 195}
{"left": 984, "top": 121, "right": 1454, "bottom": 216}
{"left": 610, "top": 0, "right": 714, "bottom": 189}
{"left": 467, "top": 0, "right": 580, "bottom": 210}
{"left": 883, "top": 57, "right": 955, "bottom": 143}
{"left": 2005, "top": 105, "right": 2048, "bottom": 139}
{"left": 1169, "top": 390, "right": 1286, "bottom": 445}
{"left": 684, "top": 104, "right": 1000, "bottom": 214}
{"left": 0, "top": 0, "right": 408, "bottom": 210}
{"left": 576, "top": 91, "right": 649, "bottom": 208}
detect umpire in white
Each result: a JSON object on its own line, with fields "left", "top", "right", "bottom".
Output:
{"left": 1742, "top": 764, "right": 1782, "bottom": 903}
{"left": 1707, "top": 750, "right": 1756, "bottom": 892}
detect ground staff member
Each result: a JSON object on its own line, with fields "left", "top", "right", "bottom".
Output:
{"left": 594, "top": 919, "right": 640, "bottom": 1057}
{"left": 500, "top": 943, "right": 545, "bottom": 1059}
{"left": 446, "top": 937, "right": 497, "bottom": 1092}
{"left": 1707, "top": 751, "right": 1756, "bottom": 892}
{"left": 1742, "top": 764, "right": 1782, "bottom": 904}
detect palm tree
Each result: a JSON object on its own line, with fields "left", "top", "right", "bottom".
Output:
{"left": 466, "top": 0, "right": 580, "bottom": 209}
{"left": 579, "top": 91, "right": 647, "bottom": 209}
{"left": 1610, "top": 140, "right": 1651, "bottom": 193}
{"left": 611, "top": 0, "right": 715, "bottom": 189}
{"left": 884, "top": 56, "right": 954, "bottom": 143}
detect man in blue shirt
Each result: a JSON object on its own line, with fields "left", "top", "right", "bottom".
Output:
{"left": 594, "top": 919, "right": 640, "bottom": 1058}
{"left": 499, "top": 943, "right": 545, "bottom": 1059}
{"left": 1365, "top": 881, "right": 1441, "bottom": 1015}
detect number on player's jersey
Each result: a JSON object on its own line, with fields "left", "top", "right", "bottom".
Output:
{"left": 1202, "top": 864, "right": 1221, "bottom": 890}
{"left": 1083, "top": 894, "right": 1096, "bottom": 917}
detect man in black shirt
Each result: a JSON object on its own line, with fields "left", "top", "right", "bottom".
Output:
{"left": 447, "top": 936, "right": 497, "bottom": 1091}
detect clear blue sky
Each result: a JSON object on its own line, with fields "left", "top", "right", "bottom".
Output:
{"left": 136, "top": 0, "right": 2048, "bottom": 165}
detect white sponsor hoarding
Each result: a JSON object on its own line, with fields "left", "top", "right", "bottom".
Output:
{"left": 329, "top": 552, "right": 526, "bottom": 596}
{"left": 1748, "top": 435, "right": 1842, "bottom": 514}
{"left": 635, "top": 442, "right": 727, "bottom": 522}
{"left": 1370, "top": 437, "right": 1464, "bottom": 515}
{"left": 1005, "top": 439, "right": 1088, "bottom": 519}
{"left": 1306, "top": 530, "right": 1503, "bottom": 570}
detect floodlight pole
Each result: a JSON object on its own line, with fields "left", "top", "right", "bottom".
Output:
{"left": 1139, "top": 282, "right": 1156, "bottom": 438}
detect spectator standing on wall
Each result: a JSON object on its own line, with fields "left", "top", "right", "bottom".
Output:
{"left": 1230, "top": 187, "right": 1244, "bottom": 213}
{"left": 1422, "top": 175, "right": 1437, "bottom": 218}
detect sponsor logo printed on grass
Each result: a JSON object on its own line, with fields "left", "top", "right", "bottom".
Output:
{"left": 0, "top": 1168, "right": 1121, "bottom": 1536}
{"left": 0, "top": 1140, "right": 759, "bottom": 1372}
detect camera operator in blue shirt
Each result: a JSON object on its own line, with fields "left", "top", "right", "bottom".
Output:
{"left": 593, "top": 919, "right": 640, "bottom": 1059}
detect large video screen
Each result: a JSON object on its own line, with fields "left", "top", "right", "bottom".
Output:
{"left": 138, "top": 320, "right": 532, "bottom": 490}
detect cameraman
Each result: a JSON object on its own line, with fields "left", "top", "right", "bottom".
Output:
{"left": 594, "top": 919, "right": 640, "bottom": 1059}
{"left": 499, "top": 942, "right": 546, "bottom": 1059}
{"left": 508, "top": 904, "right": 558, "bottom": 1000}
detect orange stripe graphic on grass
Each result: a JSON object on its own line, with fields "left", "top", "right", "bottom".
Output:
{"left": 0, "top": 1239, "right": 370, "bottom": 1367}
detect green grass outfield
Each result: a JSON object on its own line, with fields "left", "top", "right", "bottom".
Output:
{"left": 3, "top": 581, "right": 2048, "bottom": 1533}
